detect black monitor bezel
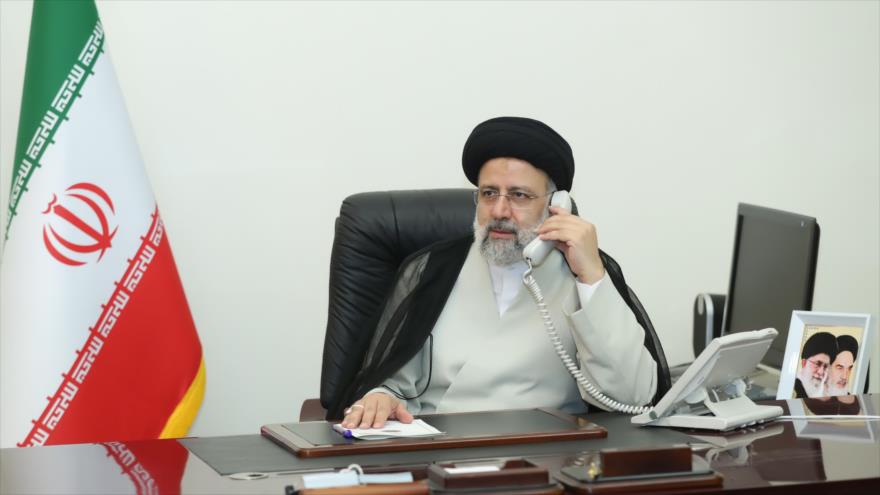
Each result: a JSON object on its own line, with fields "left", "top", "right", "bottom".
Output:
{"left": 720, "top": 203, "right": 820, "bottom": 365}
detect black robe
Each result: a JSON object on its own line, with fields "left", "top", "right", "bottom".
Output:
{"left": 327, "top": 234, "right": 671, "bottom": 419}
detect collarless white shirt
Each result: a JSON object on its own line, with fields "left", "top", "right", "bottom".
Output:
{"left": 488, "top": 261, "right": 605, "bottom": 316}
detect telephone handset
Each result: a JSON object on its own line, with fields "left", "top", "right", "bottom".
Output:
{"left": 521, "top": 190, "right": 651, "bottom": 415}
{"left": 522, "top": 191, "right": 572, "bottom": 265}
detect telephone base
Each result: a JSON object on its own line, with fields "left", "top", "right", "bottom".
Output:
{"left": 632, "top": 395, "right": 782, "bottom": 431}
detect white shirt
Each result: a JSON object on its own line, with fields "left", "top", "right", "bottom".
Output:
{"left": 488, "top": 261, "right": 604, "bottom": 315}
{"left": 367, "top": 258, "right": 614, "bottom": 405}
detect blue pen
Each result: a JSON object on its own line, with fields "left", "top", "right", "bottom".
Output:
{"left": 333, "top": 423, "right": 356, "bottom": 439}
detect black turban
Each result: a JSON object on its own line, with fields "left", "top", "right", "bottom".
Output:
{"left": 836, "top": 334, "right": 858, "bottom": 359}
{"left": 801, "top": 332, "right": 837, "bottom": 360}
{"left": 462, "top": 116, "right": 575, "bottom": 192}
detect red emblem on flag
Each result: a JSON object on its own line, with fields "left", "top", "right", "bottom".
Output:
{"left": 42, "top": 182, "right": 117, "bottom": 266}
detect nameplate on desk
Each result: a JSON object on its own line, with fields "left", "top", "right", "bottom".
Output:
{"left": 261, "top": 408, "right": 607, "bottom": 458}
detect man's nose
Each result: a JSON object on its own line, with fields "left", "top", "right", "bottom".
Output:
{"left": 490, "top": 196, "right": 513, "bottom": 218}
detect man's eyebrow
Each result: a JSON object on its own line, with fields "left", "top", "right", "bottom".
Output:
{"left": 477, "top": 185, "right": 539, "bottom": 195}
{"left": 508, "top": 186, "right": 539, "bottom": 195}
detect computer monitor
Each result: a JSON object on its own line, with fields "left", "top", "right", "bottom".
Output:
{"left": 721, "top": 203, "right": 820, "bottom": 369}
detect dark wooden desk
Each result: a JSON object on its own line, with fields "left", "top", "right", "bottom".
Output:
{"left": 2, "top": 395, "right": 878, "bottom": 494}
{"left": 548, "top": 394, "right": 880, "bottom": 494}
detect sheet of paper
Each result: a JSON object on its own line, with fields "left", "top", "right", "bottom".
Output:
{"left": 332, "top": 419, "right": 444, "bottom": 440}
{"left": 445, "top": 466, "right": 501, "bottom": 474}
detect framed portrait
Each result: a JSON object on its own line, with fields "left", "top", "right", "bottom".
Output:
{"left": 777, "top": 311, "right": 872, "bottom": 400}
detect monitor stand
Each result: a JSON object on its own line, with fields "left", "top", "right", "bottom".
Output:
{"left": 746, "top": 364, "right": 780, "bottom": 400}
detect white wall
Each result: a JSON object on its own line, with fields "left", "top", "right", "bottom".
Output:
{"left": 1, "top": 0, "right": 877, "bottom": 438}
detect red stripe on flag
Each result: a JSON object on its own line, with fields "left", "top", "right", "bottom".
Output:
{"left": 21, "top": 207, "right": 202, "bottom": 446}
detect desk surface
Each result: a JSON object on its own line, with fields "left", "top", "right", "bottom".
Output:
{"left": 3, "top": 395, "right": 878, "bottom": 494}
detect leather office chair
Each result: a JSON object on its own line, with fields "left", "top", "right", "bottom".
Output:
{"left": 303, "top": 188, "right": 670, "bottom": 421}
{"left": 305, "top": 189, "right": 475, "bottom": 420}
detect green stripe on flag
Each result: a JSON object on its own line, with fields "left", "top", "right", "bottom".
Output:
{"left": 6, "top": 0, "right": 102, "bottom": 240}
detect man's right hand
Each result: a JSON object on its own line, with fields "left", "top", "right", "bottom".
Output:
{"left": 341, "top": 392, "right": 413, "bottom": 429}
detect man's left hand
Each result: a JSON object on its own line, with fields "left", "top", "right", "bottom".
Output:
{"left": 537, "top": 206, "right": 605, "bottom": 284}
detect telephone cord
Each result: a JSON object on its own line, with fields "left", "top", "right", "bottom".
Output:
{"left": 522, "top": 263, "right": 650, "bottom": 415}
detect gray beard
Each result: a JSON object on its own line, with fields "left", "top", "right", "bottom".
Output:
{"left": 826, "top": 383, "right": 848, "bottom": 396}
{"left": 473, "top": 211, "right": 547, "bottom": 266}
{"left": 797, "top": 366, "right": 826, "bottom": 397}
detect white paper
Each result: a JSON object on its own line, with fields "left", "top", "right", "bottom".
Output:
{"left": 359, "top": 473, "right": 415, "bottom": 484}
{"left": 302, "top": 471, "right": 359, "bottom": 489}
{"left": 445, "top": 466, "right": 501, "bottom": 474}
{"left": 332, "top": 419, "right": 443, "bottom": 440}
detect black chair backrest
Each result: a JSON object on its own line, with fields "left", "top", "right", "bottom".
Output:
{"left": 320, "top": 189, "right": 476, "bottom": 410}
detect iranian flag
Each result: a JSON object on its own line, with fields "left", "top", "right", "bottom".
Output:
{"left": 0, "top": 0, "right": 205, "bottom": 447}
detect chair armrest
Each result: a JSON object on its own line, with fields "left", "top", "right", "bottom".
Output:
{"left": 299, "top": 398, "right": 327, "bottom": 421}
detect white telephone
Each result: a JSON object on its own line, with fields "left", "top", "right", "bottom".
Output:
{"left": 521, "top": 190, "right": 650, "bottom": 414}
{"left": 522, "top": 191, "right": 573, "bottom": 265}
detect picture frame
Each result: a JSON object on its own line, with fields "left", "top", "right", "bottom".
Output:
{"left": 777, "top": 311, "right": 873, "bottom": 400}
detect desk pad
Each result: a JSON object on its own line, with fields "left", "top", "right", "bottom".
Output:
{"left": 265, "top": 408, "right": 607, "bottom": 457}
{"left": 182, "top": 413, "right": 694, "bottom": 475}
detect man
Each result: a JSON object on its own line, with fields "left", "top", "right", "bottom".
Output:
{"left": 337, "top": 117, "right": 668, "bottom": 428}
{"left": 793, "top": 331, "right": 836, "bottom": 398}
{"left": 825, "top": 335, "right": 858, "bottom": 396}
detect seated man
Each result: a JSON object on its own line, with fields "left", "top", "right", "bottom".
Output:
{"left": 339, "top": 117, "right": 665, "bottom": 428}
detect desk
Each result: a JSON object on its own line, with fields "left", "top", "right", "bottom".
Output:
{"left": 3, "top": 395, "right": 878, "bottom": 494}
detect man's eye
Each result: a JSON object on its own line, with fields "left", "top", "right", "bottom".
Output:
{"left": 511, "top": 192, "right": 531, "bottom": 199}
